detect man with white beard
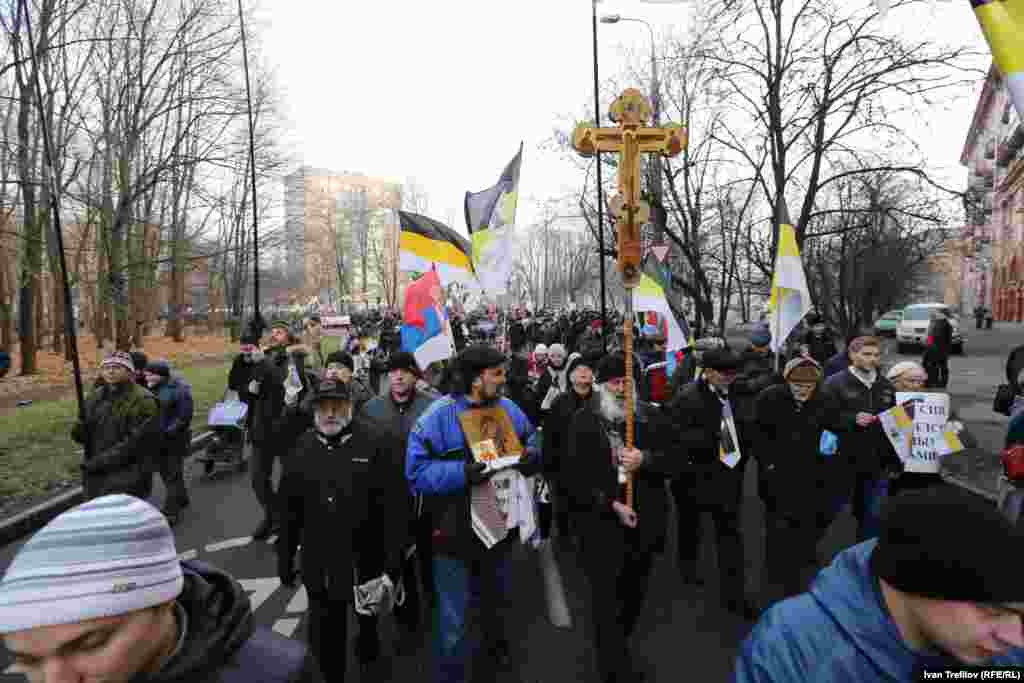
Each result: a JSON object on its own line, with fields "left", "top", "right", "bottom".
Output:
{"left": 562, "top": 353, "right": 680, "bottom": 683}
{"left": 277, "top": 381, "right": 404, "bottom": 682}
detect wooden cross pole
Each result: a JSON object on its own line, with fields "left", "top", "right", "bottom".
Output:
{"left": 572, "top": 89, "right": 687, "bottom": 508}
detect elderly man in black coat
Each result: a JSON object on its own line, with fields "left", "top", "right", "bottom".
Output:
{"left": 665, "top": 348, "right": 758, "bottom": 620}
{"left": 755, "top": 357, "right": 847, "bottom": 606}
{"left": 561, "top": 352, "right": 680, "bottom": 683}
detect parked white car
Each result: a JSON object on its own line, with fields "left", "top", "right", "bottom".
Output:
{"left": 896, "top": 303, "right": 964, "bottom": 355}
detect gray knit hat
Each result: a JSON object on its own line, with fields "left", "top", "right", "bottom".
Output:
{"left": 0, "top": 495, "right": 183, "bottom": 633}
{"left": 101, "top": 350, "right": 136, "bottom": 372}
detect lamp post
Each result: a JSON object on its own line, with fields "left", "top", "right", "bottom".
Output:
{"left": 601, "top": 13, "right": 664, "bottom": 242}
{"left": 592, "top": 0, "right": 609, "bottom": 352}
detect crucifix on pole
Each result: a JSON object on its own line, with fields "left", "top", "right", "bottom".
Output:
{"left": 572, "top": 88, "right": 687, "bottom": 508}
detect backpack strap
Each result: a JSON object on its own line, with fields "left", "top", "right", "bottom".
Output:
{"left": 216, "top": 628, "right": 314, "bottom": 683}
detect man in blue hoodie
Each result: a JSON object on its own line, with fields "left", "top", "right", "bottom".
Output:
{"left": 735, "top": 486, "right": 1024, "bottom": 682}
{"left": 407, "top": 344, "right": 542, "bottom": 683}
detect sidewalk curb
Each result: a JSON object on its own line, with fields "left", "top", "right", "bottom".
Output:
{"left": 0, "top": 431, "right": 214, "bottom": 548}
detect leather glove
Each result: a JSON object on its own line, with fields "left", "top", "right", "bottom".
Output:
{"left": 464, "top": 461, "right": 490, "bottom": 486}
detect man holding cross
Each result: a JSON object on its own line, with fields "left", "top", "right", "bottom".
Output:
{"left": 562, "top": 352, "right": 678, "bottom": 683}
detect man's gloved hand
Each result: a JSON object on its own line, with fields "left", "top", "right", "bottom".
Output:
{"left": 464, "top": 461, "right": 490, "bottom": 486}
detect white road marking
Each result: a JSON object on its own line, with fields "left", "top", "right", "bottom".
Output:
{"left": 538, "top": 540, "right": 573, "bottom": 629}
{"left": 239, "top": 577, "right": 281, "bottom": 612}
{"left": 205, "top": 536, "right": 253, "bottom": 553}
{"left": 286, "top": 585, "right": 308, "bottom": 613}
{"left": 177, "top": 549, "right": 198, "bottom": 561}
{"left": 273, "top": 617, "right": 301, "bottom": 638}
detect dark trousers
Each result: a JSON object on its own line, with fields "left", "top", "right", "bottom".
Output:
{"left": 431, "top": 541, "right": 516, "bottom": 683}
{"left": 672, "top": 472, "right": 746, "bottom": 603}
{"left": 250, "top": 442, "right": 277, "bottom": 521}
{"left": 356, "top": 546, "right": 423, "bottom": 658}
{"left": 851, "top": 471, "right": 889, "bottom": 542}
{"left": 415, "top": 513, "right": 435, "bottom": 606}
{"left": 308, "top": 595, "right": 348, "bottom": 683}
{"left": 924, "top": 356, "right": 949, "bottom": 389}
{"left": 538, "top": 481, "right": 572, "bottom": 540}
{"left": 762, "top": 509, "right": 833, "bottom": 606}
{"left": 580, "top": 531, "right": 655, "bottom": 682}
{"left": 156, "top": 434, "right": 190, "bottom": 515}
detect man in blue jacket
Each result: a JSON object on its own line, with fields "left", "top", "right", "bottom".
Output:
{"left": 734, "top": 486, "right": 1024, "bottom": 682}
{"left": 406, "top": 344, "right": 542, "bottom": 683}
{"left": 144, "top": 359, "right": 194, "bottom": 526}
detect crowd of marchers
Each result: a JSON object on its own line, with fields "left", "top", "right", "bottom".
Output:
{"left": 2, "top": 307, "right": 1024, "bottom": 683}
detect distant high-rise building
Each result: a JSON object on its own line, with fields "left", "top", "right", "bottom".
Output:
{"left": 283, "top": 167, "right": 402, "bottom": 311}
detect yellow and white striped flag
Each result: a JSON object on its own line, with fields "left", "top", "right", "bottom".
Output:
{"left": 766, "top": 201, "right": 812, "bottom": 354}
{"left": 973, "top": 0, "right": 1024, "bottom": 118}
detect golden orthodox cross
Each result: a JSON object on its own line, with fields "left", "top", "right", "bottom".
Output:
{"left": 572, "top": 88, "right": 687, "bottom": 508}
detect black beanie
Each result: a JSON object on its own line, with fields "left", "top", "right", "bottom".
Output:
{"left": 144, "top": 359, "right": 171, "bottom": 378}
{"left": 870, "top": 486, "right": 1024, "bottom": 604}
{"left": 130, "top": 352, "right": 148, "bottom": 373}
{"left": 325, "top": 351, "right": 354, "bottom": 371}
{"left": 456, "top": 345, "right": 506, "bottom": 394}
{"left": 387, "top": 351, "right": 421, "bottom": 377}
{"left": 596, "top": 352, "right": 627, "bottom": 384}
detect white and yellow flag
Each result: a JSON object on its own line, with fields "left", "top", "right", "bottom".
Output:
{"left": 633, "top": 273, "right": 689, "bottom": 353}
{"left": 767, "top": 201, "right": 812, "bottom": 354}
{"left": 973, "top": 0, "right": 1024, "bottom": 119}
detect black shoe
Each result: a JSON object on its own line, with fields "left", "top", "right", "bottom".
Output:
{"left": 252, "top": 518, "right": 274, "bottom": 541}
{"left": 723, "top": 597, "right": 759, "bottom": 621}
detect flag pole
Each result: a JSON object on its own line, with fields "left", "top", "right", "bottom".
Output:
{"left": 21, "top": 0, "right": 89, "bottom": 460}
{"left": 592, "top": 0, "right": 608, "bottom": 353}
{"left": 237, "top": 0, "right": 264, "bottom": 334}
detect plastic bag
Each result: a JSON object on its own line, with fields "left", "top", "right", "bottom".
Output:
{"left": 820, "top": 430, "right": 839, "bottom": 458}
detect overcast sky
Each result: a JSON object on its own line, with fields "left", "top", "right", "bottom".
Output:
{"left": 253, "top": 0, "right": 990, "bottom": 235}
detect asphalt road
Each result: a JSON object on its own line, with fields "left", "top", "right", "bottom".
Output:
{"left": 0, "top": 323, "right": 1017, "bottom": 682}
{"left": 0, "top": 441, "right": 862, "bottom": 682}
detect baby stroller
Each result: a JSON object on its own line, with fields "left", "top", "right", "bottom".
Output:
{"left": 196, "top": 389, "right": 249, "bottom": 478}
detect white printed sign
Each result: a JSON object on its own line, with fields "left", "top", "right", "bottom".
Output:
{"left": 896, "top": 392, "right": 950, "bottom": 474}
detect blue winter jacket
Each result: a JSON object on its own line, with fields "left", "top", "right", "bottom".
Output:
{"left": 152, "top": 378, "right": 194, "bottom": 438}
{"left": 406, "top": 394, "right": 540, "bottom": 556}
{"left": 734, "top": 540, "right": 1024, "bottom": 682}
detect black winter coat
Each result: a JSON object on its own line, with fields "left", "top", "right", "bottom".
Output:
{"left": 276, "top": 422, "right": 402, "bottom": 604}
{"left": 227, "top": 354, "right": 257, "bottom": 410}
{"left": 150, "top": 560, "right": 320, "bottom": 683}
{"left": 541, "top": 389, "right": 595, "bottom": 480}
{"left": 801, "top": 330, "right": 838, "bottom": 367}
{"left": 730, "top": 348, "right": 784, "bottom": 439}
{"left": 924, "top": 317, "right": 954, "bottom": 360}
{"left": 823, "top": 368, "right": 899, "bottom": 478}
{"left": 562, "top": 399, "right": 680, "bottom": 552}
{"left": 360, "top": 390, "right": 436, "bottom": 537}
{"left": 664, "top": 378, "right": 753, "bottom": 507}
{"left": 72, "top": 381, "right": 160, "bottom": 499}
{"left": 754, "top": 383, "right": 851, "bottom": 518}
{"left": 249, "top": 347, "right": 315, "bottom": 447}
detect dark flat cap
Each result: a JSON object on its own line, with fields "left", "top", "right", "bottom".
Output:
{"left": 701, "top": 348, "right": 742, "bottom": 371}
{"left": 325, "top": 351, "right": 354, "bottom": 371}
{"left": 387, "top": 351, "right": 421, "bottom": 376}
{"left": 314, "top": 381, "right": 351, "bottom": 403}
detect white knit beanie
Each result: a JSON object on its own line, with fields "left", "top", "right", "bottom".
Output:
{"left": 0, "top": 495, "right": 183, "bottom": 633}
{"left": 886, "top": 361, "right": 924, "bottom": 381}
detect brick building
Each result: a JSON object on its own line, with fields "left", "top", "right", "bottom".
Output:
{"left": 961, "top": 64, "right": 1024, "bottom": 322}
